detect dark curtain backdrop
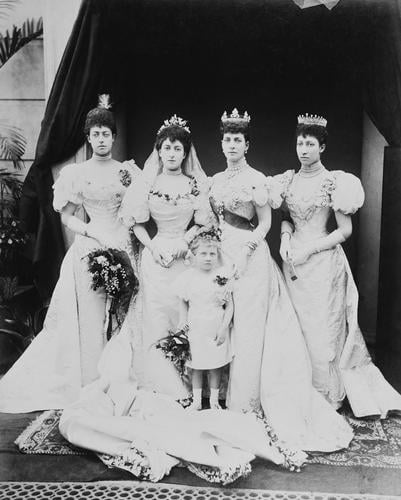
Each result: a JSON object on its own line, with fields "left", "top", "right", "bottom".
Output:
{"left": 21, "top": 0, "right": 401, "bottom": 299}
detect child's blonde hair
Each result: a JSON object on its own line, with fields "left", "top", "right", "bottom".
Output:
{"left": 188, "top": 226, "right": 222, "bottom": 254}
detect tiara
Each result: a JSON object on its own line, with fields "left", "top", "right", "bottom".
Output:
{"left": 190, "top": 226, "right": 222, "bottom": 247}
{"left": 97, "top": 94, "right": 112, "bottom": 110}
{"left": 158, "top": 114, "right": 190, "bottom": 134}
{"left": 221, "top": 108, "right": 251, "bottom": 124}
{"left": 297, "top": 113, "right": 327, "bottom": 127}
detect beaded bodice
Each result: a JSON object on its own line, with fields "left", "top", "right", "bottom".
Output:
{"left": 53, "top": 162, "right": 137, "bottom": 232}
{"left": 272, "top": 169, "right": 365, "bottom": 242}
{"left": 209, "top": 167, "right": 267, "bottom": 221}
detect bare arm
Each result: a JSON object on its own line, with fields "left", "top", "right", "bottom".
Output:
{"left": 216, "top": 294, "right": 233, "bottom": 346}
{"left": 132, "top": 223, "right": 153, "bottom": 251}
{"left": 249, "top": 202, "right": 272, "bottom": 249}
{"left": 234, "top": 202, "right": 272, "bottom": 278}
{"left": 177, "top": 298, "right": 189, "bottom": 329}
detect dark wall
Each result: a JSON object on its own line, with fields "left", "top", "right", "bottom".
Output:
{"left": 119, "top": 0, "right": 363, "bottom": 262}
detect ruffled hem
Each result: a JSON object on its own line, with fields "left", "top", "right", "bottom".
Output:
{"left": 251, "top": 409, "right": 306, "bottom": 472}
{"left": 99, "top": 445, "right": 156, "bottom": 481}
{"left": 186, "top": 461, "right": 252, "bottom": 485}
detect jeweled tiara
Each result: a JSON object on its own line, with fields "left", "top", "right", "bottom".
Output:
{"left": 297, "top": 113, "right": 327, "bottom": 127}
{"left": 158, "top": 114, "right": 190, "bottom": 134}
{"left": 221, "top": 108, "right": 251, "bottom": 124}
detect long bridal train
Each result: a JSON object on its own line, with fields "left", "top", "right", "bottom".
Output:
{"left": 217, "top": 217, "right": 354, "bottom": 453}
{"left": 59, "top": 380, "right": 306, "bottom": 483}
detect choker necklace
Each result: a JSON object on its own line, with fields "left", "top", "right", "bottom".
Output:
{"left": 226, "top": 162, "right": 248, "bottom": 179}
{"left": 299, "top": 164, "right": 325, "bottom": 178}
{"left": 92, "top": 152, "right": 112, "bottom": 161}
{"left": 162, "top": 168, "right": 183, "bottom": 176}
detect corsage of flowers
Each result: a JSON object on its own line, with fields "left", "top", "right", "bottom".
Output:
{"left": 155, "top": 325, "right": 191, "bottom": 378}
{"left": 213, "top": 274, "right": 231, "bottom": 309}
{"left": 85, "top": 248, "right": 138, "bottom": 339}
{"left": 118, "top": 168, "right": 132, "bottom": 188}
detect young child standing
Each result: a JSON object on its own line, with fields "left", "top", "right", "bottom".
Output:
{"left": 174, "top": 227, "right": 233, "bottom": 411}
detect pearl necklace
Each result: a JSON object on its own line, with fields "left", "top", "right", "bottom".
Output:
{"left": 225, "top": 162, "right": 249, "bottom": 180}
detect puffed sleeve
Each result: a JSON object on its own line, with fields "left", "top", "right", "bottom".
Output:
{"left": 265, "top": 170, "right": 295, "bottom": 209}
{"left": 52, "top": 164, "right": 83, "bottom": 212}
{"left": 194, "top": 176, "right": 217, "bottom": 227}
{"left": 172, "top": 270, "right": 191, "bottom": 302}
{"left": 251, "top": 172, "right": 269, "bottom": 208}
{"left": 331, "top": 171, "right": 365, "bottom": 215}
{"left": 119, "top": 173, "right": 150, "bottom": 227}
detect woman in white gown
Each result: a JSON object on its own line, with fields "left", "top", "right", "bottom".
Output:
{"left": 99, "top": 115, "right": 213, "bottom": 401}
{"left": 59, "top": 116, "right": 307, "bottom": 483}
{"left": 58, "top": 112, "right": 352, "bottom": 482}
{"left": 0, "top": 96, "right": 141, "bottom": 413}
{"left": 276, "top": 113, "right": 401, "bottom": 417}
{"left": 208, "top": 109, "right": 353, "bottom": 451}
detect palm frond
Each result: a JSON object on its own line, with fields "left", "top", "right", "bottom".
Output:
{"left": 0, "top": 16, "right": 43, "bottom": 67}
{"left": 0, "top": 122, "right": 26, "bottom": 169}
{"left": 20, "top": 17, "right": 43, "bottom": 41}
{"left": 0, "top": 168, "right": 22, "bottom": 187}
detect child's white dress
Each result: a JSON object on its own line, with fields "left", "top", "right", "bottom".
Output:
{"left": 174, "top": 267, "right": 233, "bottom": 370}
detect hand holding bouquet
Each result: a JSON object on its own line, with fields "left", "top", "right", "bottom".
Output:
{"left": 85, "top": 248, "right": 138, "bottom": 339}
{"left": 155, "top": 325, "right": 191, "bottom": 378}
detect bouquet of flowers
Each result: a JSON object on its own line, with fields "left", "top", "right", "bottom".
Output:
{"left": 85, "top": 248, "right": 138, "bottom": 339}
{"left": 155, "top": 325, "right": 191, "bottom": 378}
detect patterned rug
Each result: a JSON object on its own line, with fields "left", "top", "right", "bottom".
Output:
{"left": 308, "top": 411, "right": 401, "bottom": 468}
{"left": 0, "top": 481, "right": 398, "bottom": 500}
{"left": 15, "top": 409, "right": 401, "bottom": 469}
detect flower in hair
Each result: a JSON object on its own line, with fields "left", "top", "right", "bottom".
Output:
{"left": 98, "top": 94, "right": 112, "bottom": 110}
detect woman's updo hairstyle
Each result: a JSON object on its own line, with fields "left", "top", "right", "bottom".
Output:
{"left": 296, "top": 114, "right": 328, "bottom": 147}
{"left": 154, "top": 115, "right": 192, "bottom": 157}
{"left": 84, "top": 94, "right": 117, "bottom": 136}
{"left": 155, "top": 125, "right": 192, "bottom": 157}
{"left": 220, "top": 108, "right": 251, "bottom": 142}
{"left": 296, "top": 124, "right": 328, "bottom": 147}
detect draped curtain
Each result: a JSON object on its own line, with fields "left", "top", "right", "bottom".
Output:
{"left": 21, "top": 0, "right": 130, "bottom": 297}
{"left": 21, "top": 0, "right": 401, "bottom": 301}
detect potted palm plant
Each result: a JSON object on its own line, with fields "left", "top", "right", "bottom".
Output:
{"left": 0, "top": 1, "right": 45, "bottom": 371}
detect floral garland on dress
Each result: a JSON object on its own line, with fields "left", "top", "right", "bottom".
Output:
{"left": 149, "top": 176, "right": 200, "bottom": 204}
{"left": 99, "top": 445, "right": 155, "bottom": 481}
{"left": 250, "top": 407, "right": 306, "bottom": 472}
{"left": 186, "top": 461, "right": 252, "bottom": 485}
